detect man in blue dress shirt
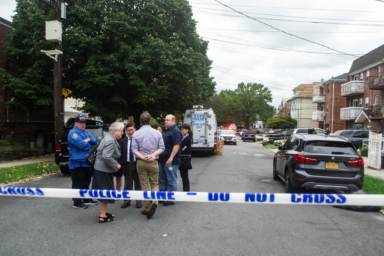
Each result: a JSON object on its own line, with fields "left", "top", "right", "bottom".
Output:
{"left": 68, "top": 116, "right": 98, "bottom": 209}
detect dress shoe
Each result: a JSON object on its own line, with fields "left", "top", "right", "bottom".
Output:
{"left": 146, "top": 204, "right": 157, "bottom": 219}
{"left": 136, "top": 201, "right": 142, "bottom": 208}
{"left": 121, "top": 201, "right": 131, "bottom": 208}
{"left": 163, "top": 201, "right": 175, "bottom": 206}
{"left": 141, "top": 210, "right": 148, "bottom": 215}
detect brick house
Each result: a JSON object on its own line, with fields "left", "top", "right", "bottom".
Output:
{"left": 272, "top": 98, "right": 289, "bottom": 119}
{"left": 0, "top": 17, "right": 54, "bottom": 141}
{"left": 311, "top": 74, "right": 347, "bottom": 132}
{"left": 340, "top": 44, "right": 384, "bottom": 133}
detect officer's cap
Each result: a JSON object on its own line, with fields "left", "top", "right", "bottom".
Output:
{"left": 75, "top": 116, "right": 86, "bottom": 123}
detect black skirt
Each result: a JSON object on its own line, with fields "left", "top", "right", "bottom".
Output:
{"left": 91, "top": 169, "right": 115, "bottom": 204}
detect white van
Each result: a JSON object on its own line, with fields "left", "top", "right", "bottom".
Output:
{"left": 183, "top": 106, "right": 217, "bottom": 155}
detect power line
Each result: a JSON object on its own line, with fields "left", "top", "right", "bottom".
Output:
{"left": 212, "top": 65, "right": 297, "bottom": 91}
{"left": 203, "top": 37, "right": 359, "bottom": 56}
{"left": 208, "top": 48, "right": 348, "bottom": 69}
{"left": 192, "top": 7, "right": 384, "bottom": 24}
{"left": 190, "top": 3, "right": 379, "bottom": 13}
{"left": 199, "top": 29, "right": 384, "bottom": 34}
{"left": 214, "top": 0, "right": 360, "bottom": 58}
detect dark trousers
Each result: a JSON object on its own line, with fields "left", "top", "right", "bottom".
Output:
{"left": 124, "top": 162, "right": 142, "bottom": 202}
{"left": 179, "top": 168, "right": 190, "bottom": 192}
{"left": 70, "top": 167, "right": 92, "bottom": 206}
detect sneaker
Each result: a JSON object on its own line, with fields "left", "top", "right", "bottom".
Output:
{"left": 84, "top": 200, "right": 98, "bottom": 206}
{"left": 73, "top": 203, "right": 88, "bottom": 209}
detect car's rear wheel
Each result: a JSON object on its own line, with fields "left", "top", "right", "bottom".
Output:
{"left": 60, "top": 166, "right": 70, "bottom": 175}
{"left": 234, "top": 142, "right": 237, "bottom": 145}
{"left": 273, "top": 160, "right": 279, "bottom": 180}
{"left": 284, "top": 170, "right": 294, "bottom": 193}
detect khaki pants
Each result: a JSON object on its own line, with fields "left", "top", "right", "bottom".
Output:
{"left": 137, "top": 159, "right": 159, "bottom": 211}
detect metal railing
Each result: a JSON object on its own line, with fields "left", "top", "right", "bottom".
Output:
{"left": 312, "top": 111, "right": 325, "bottom": 121}
{"left": 341, "top": 81, "right": 365, "bottom": 96}
{"left": 340, "top": 107, "right": 363, "bottom": 120}
{"left": 312, "top": 95, "right": 325, "bottom": 103}
{"left": 369, "top": 104, "right": 384, "bottom": 118}
{"left": 369, "top": 74, "right": 384, "bottom": 89}
{"left": 0, "top": 133, "right": 55, "bottom": 162}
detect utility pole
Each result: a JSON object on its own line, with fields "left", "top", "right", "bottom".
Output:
{"left": 53, "top": 0, "right": 63, "bottom": 147}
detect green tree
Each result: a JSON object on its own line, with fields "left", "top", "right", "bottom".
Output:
{"left": 266, "top": 116, "right": 297, "bottom": 129}
{"left": 1, "top": 0, "right": 216, "bottom": 127}
{"left": 205, "top": 82, "right": 274, "bottom": 128}
{"left": 0, "top": 0, "right": 55, "bottom": 111}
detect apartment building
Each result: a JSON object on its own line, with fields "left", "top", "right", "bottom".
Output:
{"left": 311, "top": 74, "right": 347, "bottom": 132}
{"left": 341, "top": 44, "right": 384, "bottom": 133}
{"left": 288, "top": 82, "right": 321, "bottom": 128}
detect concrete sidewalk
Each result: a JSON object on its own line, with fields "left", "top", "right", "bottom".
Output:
{"left": 0, "top": 155, "right": 55, "bottom": 169}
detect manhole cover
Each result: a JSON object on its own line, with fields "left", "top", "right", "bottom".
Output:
{"left": 260, "top": 178, "right": 279, "bottom": 183}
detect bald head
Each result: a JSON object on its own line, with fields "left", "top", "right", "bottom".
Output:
{"left": 164, "top": 114, "right": 176, "bottom": 128}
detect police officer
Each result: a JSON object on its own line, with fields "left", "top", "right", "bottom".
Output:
{"left": 68, "top": 116, "right": 98, "bottom": 209}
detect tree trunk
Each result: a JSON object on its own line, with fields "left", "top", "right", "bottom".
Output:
{"left": 133, "top": 112, "right": 141, "bottom": 129}
{"left": 245, "top": 116, "right": 250, "bottom": 129}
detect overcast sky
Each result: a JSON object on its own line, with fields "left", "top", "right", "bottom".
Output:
{"left": 2, "top": 0, "right": 384, "bottom": 108}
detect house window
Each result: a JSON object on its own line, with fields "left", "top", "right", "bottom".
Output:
{"left": 354, "top": 75, "right": 359, "bottom": 81}
{"left": 320, "top": 87, "right": 324, "bottom": 95}
{"left": 327, "top": 84, "right": 330, "bottom": 93}
{"left": 320, "top": 105, "right": 324, "bottom": 111}
{"left": 375, "top": 95, "right": 380, "bottom": 105}
{"left": 353, "top": 99, "right": 358, "bottom": 107}
{"left": 360, "top": 73, "right": 363, "bottom": 80}
{"left": 366, "top": 70, "right": 370, "bottom": 82}
{"left": 359, "top": 98, "right": 362, "bottom": 107}
{"left": 327, "top": 104, "right": 329, "bottom": 112}
{"left": 365, "top": 97, "right": 369, "bottom": 109}
{"left": 377, "top": 66, "right": 381, "bottom": 77}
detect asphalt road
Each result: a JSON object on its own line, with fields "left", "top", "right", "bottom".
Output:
{"left": 1, "top": 139, "right": 384, "bottom": 255}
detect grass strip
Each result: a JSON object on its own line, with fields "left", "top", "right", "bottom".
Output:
{"left": 363, "top": 175, "right": 384, "bottom": 210}
{"left": 0, "top": 161, "right": 60, "bottom": 185}
{"left": 265, "top": 144, "right": 279, "bottom": 149}
{"left": 363, "top": 175, "right": 384, "bottom": 195}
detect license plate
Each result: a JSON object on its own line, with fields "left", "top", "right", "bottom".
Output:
{"left": 326, "top": 162, "right": 338, "bottom": 169}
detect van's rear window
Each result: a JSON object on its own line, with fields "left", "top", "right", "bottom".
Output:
{"left": 305, "top": 141, "right": 356, "bottom": 155}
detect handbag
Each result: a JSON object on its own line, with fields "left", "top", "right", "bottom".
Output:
{"left": 180, "top": 155, "right": 191, "bottom": 169}
{"left": 85, "top": 143, "right": 100, "bottom": 167}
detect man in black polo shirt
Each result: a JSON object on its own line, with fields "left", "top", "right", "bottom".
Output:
{"left": 158, "top": 114, "right": 182, "bottom": 206}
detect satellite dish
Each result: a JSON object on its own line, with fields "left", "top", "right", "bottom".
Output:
{"left": 321, "top": 79, "right": 324, "bottom": 82}
{"left": 321, "top": 112, "right": 326, "bottom": 117}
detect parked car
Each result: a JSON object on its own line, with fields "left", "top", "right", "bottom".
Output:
{"left": 332, "top": 130, "right": 369, "bottom": 149}
{"left": 242, "top": 131, "right": 256, "bottom": 142}
{"left": 219, "top": 129, "right": 237, "bottom": 145}
{"left": 292, "top": 128, "right": 322, "bottom": 135}
{"left": 273, "top": 134, "right": 364, "bottom": 193}
{"left": 55, "top": 117, "right": 106, "bottom": 175}
{"left": 265, "top": 130, "right": 293, "bottom": 140}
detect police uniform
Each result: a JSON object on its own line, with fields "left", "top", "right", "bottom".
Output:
{"left": 68, "top": 116, "right": 97, "bottom": 208}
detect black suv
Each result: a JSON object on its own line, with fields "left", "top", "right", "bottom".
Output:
{"left": 332, "top": 130, "right": 369, "bottom": 149}
{"left": 55, "top": 117, "right": 105, "bottom": 175}
{"left": 242, "top": 131, "right": 256, "bottom": 142}
{"left": 273, "top": 134, "right": 364, "bottom": 193}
